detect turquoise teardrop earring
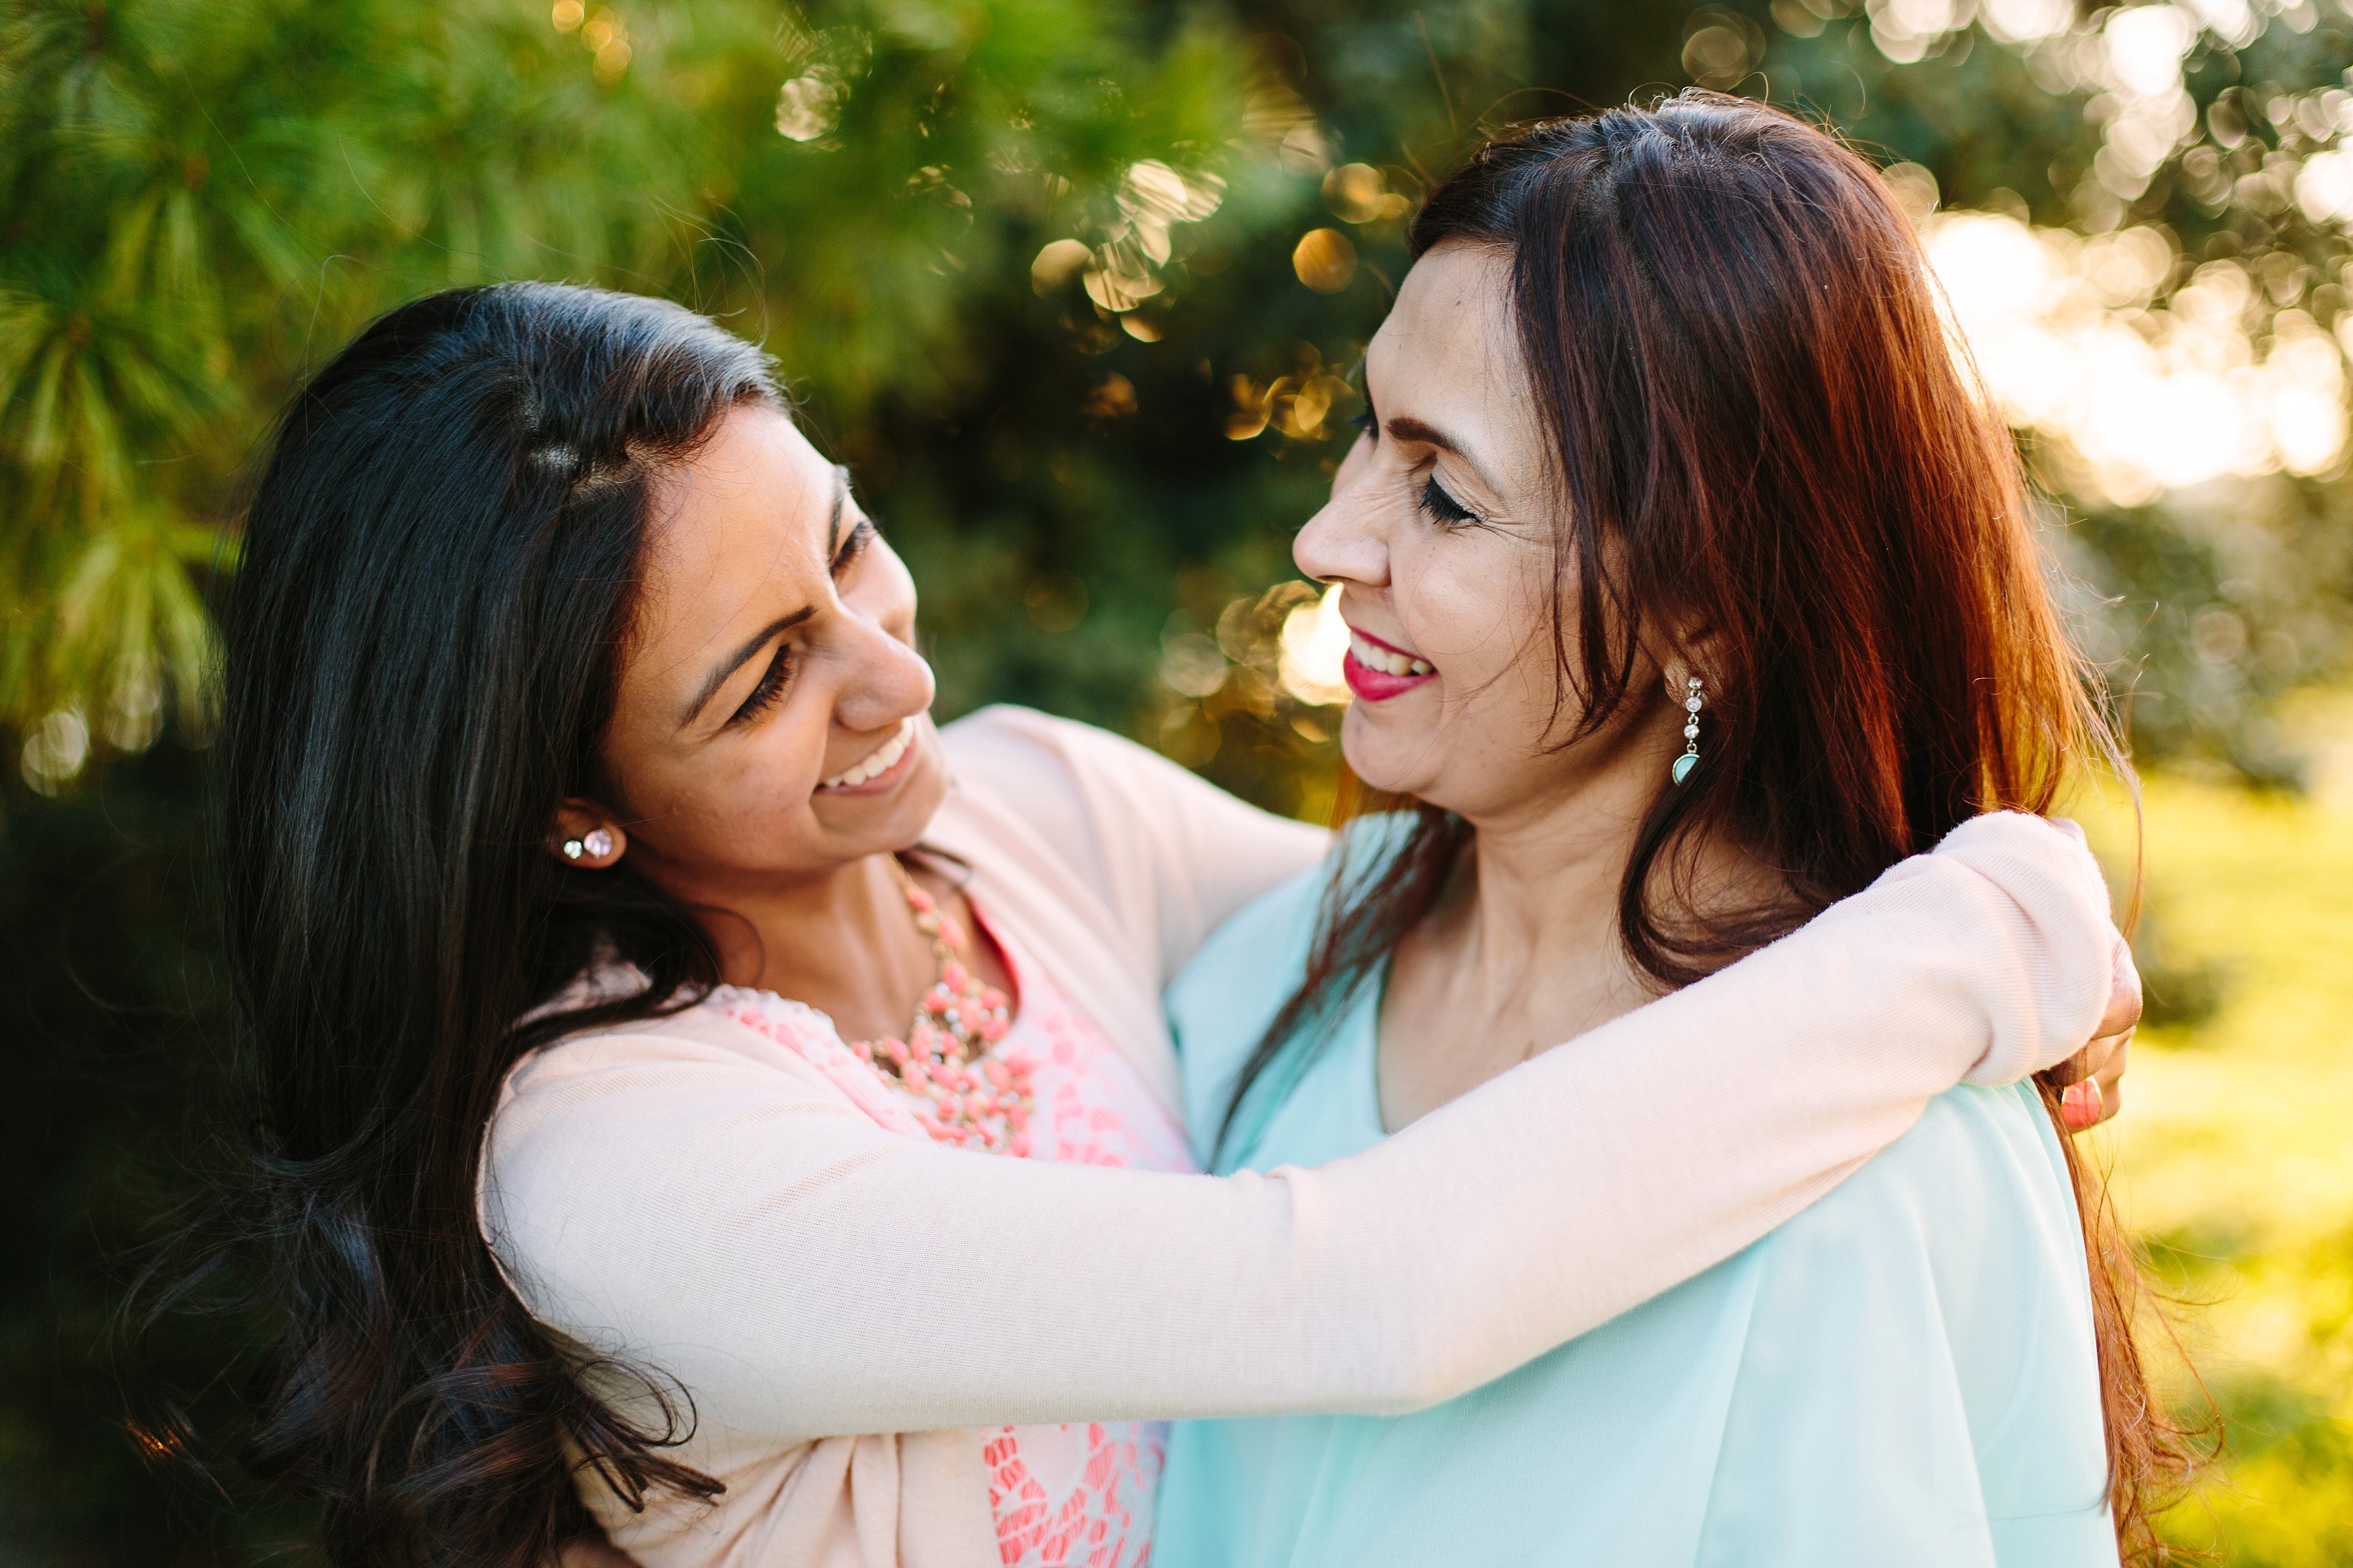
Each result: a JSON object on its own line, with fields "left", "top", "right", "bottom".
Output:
{"left": 1673, "top": 675, "right": 1704, "bottom": 785}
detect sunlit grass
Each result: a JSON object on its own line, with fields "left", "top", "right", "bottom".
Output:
{"left": 2072, "top": 770, "right": 2353, "bottom": 1563}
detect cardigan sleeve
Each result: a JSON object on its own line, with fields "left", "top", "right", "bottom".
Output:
{"left": 937, "top": 706, "right": 1330, "bottom": 987}
{"left": 482, "top": 812, "right": 2118, "bottom": 1445}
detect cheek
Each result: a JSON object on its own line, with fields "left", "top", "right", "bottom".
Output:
{"left": 607, "top": 710, "right": 828, "bottom": 855}
{"left": 1395, "top": 538, "right": 1552, "bottom": 700}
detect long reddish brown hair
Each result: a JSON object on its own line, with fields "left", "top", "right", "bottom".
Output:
{"left": 1225, "top": 92, "right": 2199, "bottom": 1557}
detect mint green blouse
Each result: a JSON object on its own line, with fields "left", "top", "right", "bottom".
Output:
{"left": 1153, "top": 845, "right": 2117, "bottom": 1568}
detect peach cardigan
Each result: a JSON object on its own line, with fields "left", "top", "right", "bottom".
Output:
{"left": 479, "top": 706, "right": 2121, "bottom": 1568}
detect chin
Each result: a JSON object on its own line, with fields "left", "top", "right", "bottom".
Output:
{"left": 881, "top": 745, "right": 951, "bottom": 843}
{"left": 1339, "top": 708, "right": 1432, "bottom": 800}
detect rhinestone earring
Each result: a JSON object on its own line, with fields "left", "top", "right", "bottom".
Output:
{"left": 1673, "top": 675, "right": 1704, "bottom": 785}
{"left": 560, "top": 827, "right": 616, "bottom": 862}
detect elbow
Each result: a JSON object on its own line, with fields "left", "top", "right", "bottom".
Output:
{"left": 1356, "top": 1321, "right": 1492, "bottom": 1416}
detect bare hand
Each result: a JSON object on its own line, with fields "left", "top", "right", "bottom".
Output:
{"left": 2053, "top": 934, "right": 2139, "bottom": 1132}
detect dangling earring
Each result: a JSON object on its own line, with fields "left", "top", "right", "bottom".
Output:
{"left": 1673, "top": 675, "right": 1704, "bottom": 785}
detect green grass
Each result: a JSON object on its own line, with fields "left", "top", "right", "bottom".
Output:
{"left": 2076, "top": 772, "right": 2353, "bottom": 1562}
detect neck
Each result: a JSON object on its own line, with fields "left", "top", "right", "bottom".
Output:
{"left": 688, "top": 852, "right": 940, "bottom": 1042}
{"left": 1445, "top": 737, "right": 1669, "bottom": 1029}
{"left": 1408, "top": 679, "right": 1750, "bottom": 1034}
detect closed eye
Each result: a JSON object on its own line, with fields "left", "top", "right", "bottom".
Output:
{"left": 728, "top": 645, "right": 794, "bottom": 726}
{"left": 1417, "top": 474, "right": 1478, "bottom": 526}
{"left": 834, "top": 516, "right": 877, "bottom": 577}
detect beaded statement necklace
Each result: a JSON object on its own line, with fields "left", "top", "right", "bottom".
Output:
{"left": 845, "top": 856, "right": 1035, "bottom": 1155}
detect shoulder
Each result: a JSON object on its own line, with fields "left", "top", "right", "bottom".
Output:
{"left": 1165, "top": 813, "right": 1412, "bottom": 1106}
{"left": 1784, "top": 1082, "right": 2075, "bottom": 1249}
{"left": 483, "top": 998, "right": 856, "bottom": 1272}
{"left": 1734, "top": 1080, "right": 2101, "bottom": 1446}
{"left": 930, "top": 704, "right": 1205, "bottom": 886}
{"left": 939, "top": 704, "right": 1179, "bottom": 810}
{"left": 933, "top": 706, "right": 1328, "bottom": 989}
{"left": 1167, "top": 818, "right": 1402, "bottom": 987}
{"left": 493, "top": 991, "right": 865, "bottom": 1147}
{"left": 1753, "top": 1083, "right": 2085, "bottom": 1313}
{"left": 1696, "top": 1085, "right": 2109, "bottom": 1554}
{"left": 1166, "top": 813, "right": 1413, "bottom": 1009}
{"left": 1165, "top": 861, "right": 1326, "bottom": 1025}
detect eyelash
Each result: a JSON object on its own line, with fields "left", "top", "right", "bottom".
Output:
{"left": 725, "top": 519, "right": 879, "bottom": 728}
{"left": 839, "top": 518, "right": 877, "bottom": 568}
{"left": 730, "top": 646, "right": 794, "bottom": 725}
{"left": 1417, "top": 474, "right": 1478, "bottom": 527}
{"left": 1345, "top": 407, "right": 1476, "bottom": 527}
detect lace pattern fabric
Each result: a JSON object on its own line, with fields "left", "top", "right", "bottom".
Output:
{"left": 709, "top": 898, "right": 1192, "bottom": 1568}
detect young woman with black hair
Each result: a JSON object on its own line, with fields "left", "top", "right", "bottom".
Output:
{"left": 203, "top": 274, "right": 2133, "bottom": 1568}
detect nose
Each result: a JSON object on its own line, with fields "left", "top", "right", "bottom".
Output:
{"left": 830, "top": 597, "right": 936, "bottom": 735}
{"left": 1294, "top": 459, "right": 1391, "bottom": 590}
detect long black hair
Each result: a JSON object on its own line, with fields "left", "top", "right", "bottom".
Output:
{"left": 200, "top": 283, "right": 779, "bottom": 1564}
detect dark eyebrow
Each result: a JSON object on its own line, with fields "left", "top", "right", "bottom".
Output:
{"left": 680, "top": 607, "right": 815, "bottom": 729}
{"left": 1384, "top": 414, "right": 1505, "bottom": 496}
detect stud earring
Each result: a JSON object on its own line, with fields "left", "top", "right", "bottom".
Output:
{"left": 1673, "top": 675, "right": 1704, "bottom": 785}
{"left": 560, "top": 827, "right": 616, "bottom": 862}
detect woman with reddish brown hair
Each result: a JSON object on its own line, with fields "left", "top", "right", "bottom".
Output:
{"left": 1156, "top": 93, "right": 2194, "bottom": 1567}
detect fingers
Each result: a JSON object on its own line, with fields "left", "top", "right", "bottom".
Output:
{"left": 2061, "top": 1034, "right": 2129, "bottom": 1130}
{"left": 2091, "top": 1034, "right": 2127, "bottom": 1124}
{"left": 2061, "top": 935, "right": 2140, "bottom": 1132}
{"left": 2096, "top": 934, "right": 2144, "bottom": 1044}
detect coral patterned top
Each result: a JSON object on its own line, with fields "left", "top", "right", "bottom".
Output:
{"left": 711, "top": 895, "right": 1193, "bottom": 1568}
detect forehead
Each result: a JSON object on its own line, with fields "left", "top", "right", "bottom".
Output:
{"left": 1366, "top": 242, "right": 1528, "bottom": 417}
{"left": 630, "top": 405, "right": 837, "bottom": 679}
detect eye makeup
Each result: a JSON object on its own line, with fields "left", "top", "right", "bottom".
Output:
{"left": 1417, "top": 473, "right": 1478, "bottom": 526}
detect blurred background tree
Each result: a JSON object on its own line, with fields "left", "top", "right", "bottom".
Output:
{"left": 5, "top": 0, "right": 2352, "bottom": 1561}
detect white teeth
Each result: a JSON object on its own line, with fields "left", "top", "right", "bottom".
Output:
{"left": 820, "top": 718, "right": 917, "bottom": 791}
{"left": 1349, "top": 631, "right": 1433, "bottom": 680}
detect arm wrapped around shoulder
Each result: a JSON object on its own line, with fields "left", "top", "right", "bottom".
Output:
{"left": 1289, "top": 807, "right": 2130, "bottom": 1411}
{"left": 1912, "top": 811, "right": 2124, "bottom": 1085}
{"left": 482, "top": 811, "right": 2126, "bottom": 1437}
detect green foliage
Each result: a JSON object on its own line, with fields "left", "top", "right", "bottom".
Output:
{"left": 9, "top": 0, "right": 2353, "bottom": 1559}
{"left": 9, "top": 0, "right": 2353, "bottom": 786}
{"left": 0, "top": 0, "right": 1318, "bottom": 776}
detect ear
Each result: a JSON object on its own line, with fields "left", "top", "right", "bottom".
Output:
{"left": 549, "top": 798, "right": 627, "bottom": 869}
{"left": 1647, "top": 617, "right": 1723, "bottom": 700}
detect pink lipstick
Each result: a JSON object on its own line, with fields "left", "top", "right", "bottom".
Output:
{"left": 1341, "top": 624, "right": 1437, "bottom": 702}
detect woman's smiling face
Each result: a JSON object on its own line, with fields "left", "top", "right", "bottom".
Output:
{"left": 1297, "top": 241, "right": 1681, "bottom": 821}
{"left": 590, "top": 403, "right": 946, "bottom": 897}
